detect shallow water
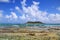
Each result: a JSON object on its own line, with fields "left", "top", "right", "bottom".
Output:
{"left": 0, "top": 23, "right": 60, "bottom": 28}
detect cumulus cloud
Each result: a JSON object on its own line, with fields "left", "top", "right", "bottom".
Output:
{"left": 15, "top": 6, "right": 20, "bottom": 10}
{"left": 21, "top": 0, "right": 26, "bottom": 6}
{"left": 15, "top": 6, "right": 24, "bottom": 14}
{"left": 11, "top": 12, "right": 18, "bottom": 19}
{"left": 56, "top": 7, "right": 60, "bottom": 11}
{"left": 0, "top": 0, "right": 9, "bottom": 2}
{"left": 0, "top": 10, "right": 3, "bottom": 18}
{"left": 19, "top": 14, "right": 26, "bottom": 20}
{"left": 5, "top": 12, "right": 18, "bottom": 21}
{"left": 0, "top": 0, "right": 60, "bottom": 23}
{"left": 33, "top": 1, "right": 40, "bottom": 5}
{"left": 0, "top": 10, "right": 4, "bottom": 23}
{"left": 0, "top": 13, "right": 2, "bottom": 18}
{"left": 19, "top": 0, "right": 60, "bottom": 23}
{"left": 48, "top": 13, "right": 60, "bottom": 23}
{"left": 20, "top": 0, "right": 49, "bottom": 23}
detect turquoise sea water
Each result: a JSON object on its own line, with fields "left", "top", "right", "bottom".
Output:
{"left": 0, "top": 24, "right": 60, "bottom": 28}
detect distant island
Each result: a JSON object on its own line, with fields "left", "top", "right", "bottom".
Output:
{"left": 26, "top": 21, "right": 43, "bottom": 24}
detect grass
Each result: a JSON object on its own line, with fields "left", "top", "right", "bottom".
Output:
{"left": 0, "top": 35, "right": 60, "bottom": 40}
{"left": 0, "top": 27, "right": 60, "bottom": 40}
{"left": 0, "top": 32, "right": 60, "bottom": 40}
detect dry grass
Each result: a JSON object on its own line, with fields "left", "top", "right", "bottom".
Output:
{"left": 0, "top": 27, "right": 60, "bottom": 40}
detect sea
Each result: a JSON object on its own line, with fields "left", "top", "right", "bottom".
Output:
{"left": 0, "top": 23, "right": 60, "bottom": 28}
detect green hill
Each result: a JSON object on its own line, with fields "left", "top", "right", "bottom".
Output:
{"left": 26, "top": 21, "right": 43, "bottom": 24}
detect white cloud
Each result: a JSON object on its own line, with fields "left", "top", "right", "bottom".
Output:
{"left": 0, "top": 13, "right": 2, "bottom": 18}
{"left": 11, "top": 12, "right": 18, "bottom": 19}
{"left": 56, "top": 7, "right": 60, "bottom": 11}
{"left": 0, "top": 0, "right": 9, "bottom": 2}
{"left": 5, "top": 15, "right": 9, "bottom": 18}
{"left": 21, "top": 0, "right": 49, "bottom": 23}
{"left": 15, "top": 6, "right": 24, "bottom": 14}
{"left": 21, "top": 0, "right": 26, "bottom": 6}
{"left": 19, "top": 0, "right": 60, "bottom": 23}
{"left": 1, "top": 0, "right": 60, "bottom": 23}
{"left": 15, "top": 6, "right": 20, "bottom": 10}
{"left": 33, "top": 1, "right": 40, "bottom": 5}
{"left": 47, "top": 13, "right": 60, "bottom": 23}
{"left": 0, "top": 10, "right": 4, "bottom": 22}
{"left": 0, "top": 10, "right": 3, "bottom": 12}
{"left": 19, "top": 14, "right": 26, "bottom": 20}
{"left": 5, "top": 12, "right": 18, "bottom": 21}
{"left": 19, "top": 14, "right": 31, "bottom": 21}
{"left": 0, "top": 10, "right": 3, "bottom": 18}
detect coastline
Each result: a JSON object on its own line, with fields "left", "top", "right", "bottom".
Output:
{"left": 0, "top": 24, "right": 60, "bottom": 40}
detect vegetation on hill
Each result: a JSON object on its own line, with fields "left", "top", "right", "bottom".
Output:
{"left": 26, "top": 21, "right": 43, "bottom": 24}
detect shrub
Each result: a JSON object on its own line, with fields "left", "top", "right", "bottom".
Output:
{"left": 28, "top": 33, "right": 35, "bottom": 36}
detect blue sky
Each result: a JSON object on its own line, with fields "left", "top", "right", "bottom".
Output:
{"left": 0, "top": 0, "right": 60, "bottom": 24}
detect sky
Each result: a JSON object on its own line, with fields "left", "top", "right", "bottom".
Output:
{"left": 0, "top": 0, "right": 60, "bottom": 24}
